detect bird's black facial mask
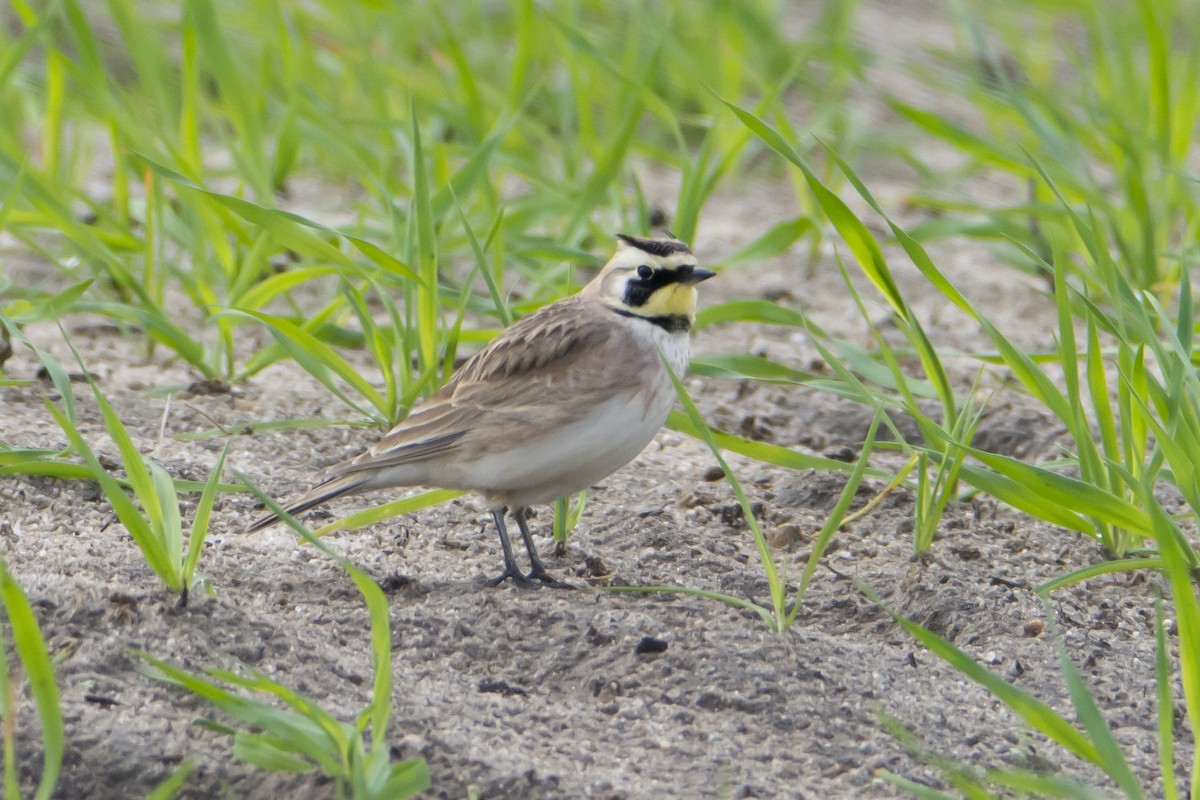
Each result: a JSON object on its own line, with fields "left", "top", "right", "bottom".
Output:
{"left": 624, "top": 266, "right": 683, "bottom": 307}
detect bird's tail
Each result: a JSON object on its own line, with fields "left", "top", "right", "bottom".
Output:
{"left": 244, "top": 473, "right": 371, "bottom": 534}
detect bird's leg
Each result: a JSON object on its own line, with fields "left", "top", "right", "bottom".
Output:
{"left": 514, "top": 507, "right": 574, "bottom": 589}
{"left": 486, "top": 507, "right": 534, "bottom": 587}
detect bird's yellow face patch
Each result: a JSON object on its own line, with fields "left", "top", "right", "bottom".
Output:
{"left": 613, "top": 257, "right": 711, "bottom": 319}
{"left": 592, "top": 236, "right": 715, "bottom": 329}
{"left": 634, "top": 280, "right": 700, "bottom": 319}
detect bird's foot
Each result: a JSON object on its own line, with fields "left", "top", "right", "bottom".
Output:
{"left": 485, "top": 566, "right": 538, "bottom": 588}
{"left": 483, "top": 566, "right": 575, "bottom": 589}
{"left": 526, "top": 567, "right": 576, "bottom": 590}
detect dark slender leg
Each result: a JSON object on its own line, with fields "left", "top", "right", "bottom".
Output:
{"left": 514, "top": 507, "right": 574, "bottom": 589}
{"left": 486, "top": 507, "right": 534, "bottom": 587}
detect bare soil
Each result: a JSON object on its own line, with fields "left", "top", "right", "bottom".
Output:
{"left": 1, "top": 2, "right": 1186, "bottom": 798}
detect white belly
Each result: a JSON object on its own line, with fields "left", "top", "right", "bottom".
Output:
{"left": 460, "top": 384, "right": 674, "bottom": 508}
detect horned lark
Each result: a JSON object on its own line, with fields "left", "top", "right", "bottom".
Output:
{"left": 247, "top": 233, "right": 715, "bottom": 586}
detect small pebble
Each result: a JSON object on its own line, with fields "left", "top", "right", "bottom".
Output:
{"left": 702, "top": 465, "right": 726, "bottom": 482}
{"left": 1023, "top": 619, "right": 1044, "bottom": 638}
{"left": 766, "top": 524, "right": 803, "bottom": 549}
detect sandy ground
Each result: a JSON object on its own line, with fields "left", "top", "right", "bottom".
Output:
{"left": 1, "top": 1, "right": 1188, "bottom": 798}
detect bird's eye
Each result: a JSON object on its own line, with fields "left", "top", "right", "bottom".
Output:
{"left": 637, "top": 265, "right": 653, "bottom": 280}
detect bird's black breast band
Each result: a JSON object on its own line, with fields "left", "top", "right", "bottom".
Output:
{"left": 609, "top": 307, "right": 691, "bottom": 333}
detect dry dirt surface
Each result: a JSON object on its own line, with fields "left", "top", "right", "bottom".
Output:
{"left": 1, "top": 3, "right": 1184, "bottom": 799}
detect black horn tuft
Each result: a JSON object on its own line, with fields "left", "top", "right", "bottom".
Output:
{"left": 615, "top": 233, "right": 692, "bottom": 258}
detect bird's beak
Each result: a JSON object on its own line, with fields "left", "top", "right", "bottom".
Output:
{"left": 681, "top": 268, "right": 717, "bottom": 285}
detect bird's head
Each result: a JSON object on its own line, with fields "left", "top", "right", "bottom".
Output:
{"left": 584, "top": 234, "right": 716, "bottom": 329}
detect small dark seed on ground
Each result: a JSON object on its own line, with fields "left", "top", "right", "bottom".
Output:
{"left": 84, "top": 694, "right": 120, "bottom": 708}
{"left": 824, "top": 445, "right": 857, "bottom": 462}
{"left": 37, "top": 366, "right": 91, "bottom": 383}
{"left": 635, "top": 636, "right": 669, "bottom": 655}
{"left": 478, "top": 679, "right": 528, "bottom": 696}
{"left": 182, "top": 379, "right": 231, "bottom": 397}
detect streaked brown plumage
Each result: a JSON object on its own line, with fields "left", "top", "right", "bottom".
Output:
{"left": 247, "top": 233, "right": 714, "bottom": 586}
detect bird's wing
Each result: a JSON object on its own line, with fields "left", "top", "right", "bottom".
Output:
{"left": 334, "top": 298, "right": 648, "bottom": 475}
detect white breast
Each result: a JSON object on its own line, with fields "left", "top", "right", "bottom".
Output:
{"left": 462, "top": 326, "right": 689, "bottom": 509}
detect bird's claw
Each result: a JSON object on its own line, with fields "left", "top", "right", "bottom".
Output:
{"left": 484, "top": 567, "right": 575, "bottom": 590}
{"left": 526, "top": 569, "right": 575, "bottom": 590}
{"left": 486, "top": 567, "right": 536, "bottom": 588}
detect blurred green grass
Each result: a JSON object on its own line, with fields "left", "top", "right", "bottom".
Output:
{"left": 0, "top": 0, "right": 862, "bottom": 390}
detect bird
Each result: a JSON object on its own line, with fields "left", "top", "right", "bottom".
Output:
{"left": 247, "top": 233, "right": 716, "bottom": 587}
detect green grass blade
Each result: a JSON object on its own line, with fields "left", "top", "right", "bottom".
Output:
{"left": 862, "top": 582, "right": 1102, "bottom": 766}
{"left": 672, "top": 120, "right": 719, "bottom": 245}
{"left": 233, "top": 477, "right": 433, "bottom": 787}
{"left": 183, "top": 442, "right": 228, "bottom": 588}
{"left": 105, "top": 0, "right": 171, "bottom": 125}
{"left": 968, "top": 449, "right": 1150, "bottom": 536}
{"left": 149, "top": 460, "right": 183, "bottom": 570}
{"left": 0, "top": 460, "right": 98, "bottom": 481}
{"left": 0, "top": 312, "right": 77, "bottom": 424}
{"left": 73, "top": 302, "right": 213, "bottom": 379}
{"left": 1155, "top": 594, "right": 1181, "bottom": 800}
{"left": 341, "top": 281, "right": 397, "bottom": 422}
{"left": 1034, "top": 558, "right": 1163, "bottom": 596}
{"left": 0, "top": 0, "right": 62, "bottom": 88}
{"left": 877, "top": 709, "right": 994, "bottom": 799}
{"left": 143, "top": 760, "right": 195, "bottom": 800}
{"left": 140, "top": 653, "right": 344, "bottom": 775}
{"left": 549, "top": 13, "right": 681, "bottom": 146}
{"left": 950, "top": 460, "right": 1092, "bottom": 534}
{"left": 604, "top": 585, "right": 777, "bottom": 629}
{"left": 0, "top": 561, "right": 64, "bottom": 800}
{"left": 1149, "top": 499, "right": 1200, "bottom": 798}
{"left": 694, "top": 299, "right": 811, "bottom": 330}
{"left": 888, "top": 98, "right": 1030, "bottom": 175}
{"left": 184, "top": 0, "right": 267, "bottom": 199}
{"left": 4, "top": 280, "right": 92, "bottom": 327}
{"left": 879, "top": 774, "right": 958, "bottom": 800}
{"left": 715, "top": 218, "right": 815, "bottom": 269}
{"left": 225, "top": 310, "right": 385, "bottom": 421}
{"left": 410, "top": 100, "right": 439, "bottom": 377}
{"left": 379, "top": 758, "right": 431, "bottom": 799}
{"left": 0, "top": 448, "right": 63, "bottom": 466}
{"left": 132, "top": 155, "right": 420, "bottom": 283}
{"left": 312, "top": 489, "right": 465, "bottom": 536}
{"left": 794, "top": 409, "right": 882, "bottom": 613}
{"left": 233, "top": 733, "right": 315, "bottom": 773}
{"left": 430, "top": 117, "right": 514, "bottom": 220}
{"left": 688, "top": 353, "right": 817, "bottom": 385}
{"left": 1047, "top": 602, "right": 1144, "bottom": 798}
{"left": 984, "top": 769, "right": 1113, "bottom": 799}
{"left": 720, "top": 100, "right": 908, "bottom": 318}
{"left": 84, "top": 377, "right": 166, "bottom": 536}
{"left": 348, "top": 565, "right": 392, "bottom": 746}
{"left": 667, "top": 409, "right": 866, "bottom": 475}
{"left": 233, "top": 267, "right": 340, "bottom": 311}
{"left": 663, "top": 356, "right": 786, "bottom": 631}
{"left": 44, "top": 399, "right": 180, "bottom": 588}
{"left": 565, "top": 100, "right": 641, "bottom": 240}
{"left": 452, "top": 196, "right": 511, "bottom": 325}
{"left": 724, "top": 109, "right": 960, "bottom": 433}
